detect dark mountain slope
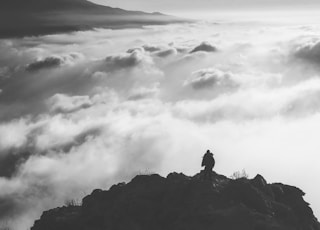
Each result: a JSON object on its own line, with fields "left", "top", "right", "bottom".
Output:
{"left": 0, "top": 0, "right": 186, "bottom": 38}
{"left": 31, "top": 172, "right": 320, "bottom": 230}
{"left": 0, "top": 0, "right": 149, "bottom": 14}
{"left": 2, "top": 0, "right": 97, "bottom": 11}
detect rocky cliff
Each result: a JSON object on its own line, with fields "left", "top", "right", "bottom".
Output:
{"left": 31, "top": 172, "right": 320, "bottom": 230}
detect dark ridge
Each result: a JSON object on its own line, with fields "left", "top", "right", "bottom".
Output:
{"left": 0, "top": 0, "right": 190, "bottom": 38}
{"left": 0, "top": 0, "right": 141, "bottom": 13}
{"left": 31, "top": 171, "right": 320, "bottom": 230}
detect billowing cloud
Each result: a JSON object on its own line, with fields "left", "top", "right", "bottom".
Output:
{"left": 26, "top": 53, "right": 83, "bottom": 72}
{"left": 177, "top": 78, "right": 320, "bottom": 122}
{"left": 128, "top": 44, "right": 177, "bottom": 58}
{"left": 1, "top": 20, "right": 320, "bottom": 230}
{"left": 105, "top": 49, "right": 153, "bottom": 70}
{"left": 128, "top": 84, "right": 160, "bottom": 100}
{"left": 190, "top": 41, "right": 217, "bottom": 53}
{"left": 142, "top": 44, "right": 163, "bottom": 52}
{"left": 293, "top": 39, "right": 320, "bottom": 64}
{"left": 155, "top": 48, "right": 177, "bottom": 57}
{"left": 0, "top": 66, "right": 10, "bottom": 78}
{"left": 47, "top": 94, "right": 93, "bottom": 114}
{"left": 26, "top": 56, "right": 64, "bottom": 72}
{"left": 0, "top": 151, "right": 32, "bottom": 178}
{"left": 184, "top": 68, "right": 239, "bottom": 90}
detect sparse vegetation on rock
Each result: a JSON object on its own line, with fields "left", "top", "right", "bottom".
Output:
{"left": 230, "top": 169, "right": 249, "bottom": 179}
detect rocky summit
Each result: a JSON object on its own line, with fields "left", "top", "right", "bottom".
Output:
{"left": 31, "top": 172, "right": 320, "bottom": 230}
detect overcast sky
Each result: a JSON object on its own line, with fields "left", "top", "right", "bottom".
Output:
{"left": 91, "top": 0, "right": 320, "bottom": 14}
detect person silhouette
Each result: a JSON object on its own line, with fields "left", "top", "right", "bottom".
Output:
{"left": 201, "top": 150, "right": 215, "bottom": 180}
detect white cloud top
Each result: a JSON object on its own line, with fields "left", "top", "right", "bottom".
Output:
{"left": 1, "top": 19, "right": 320, "bottom": 230}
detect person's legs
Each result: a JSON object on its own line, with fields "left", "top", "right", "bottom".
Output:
{"left": 208, "top": 166, "right": 213, "bottom": 180}
{"left": 203, "top": 169, "right": 207, "bottom": 180}
{"left": 204, "top": 166, "right": 213, "bottom": 180}
{"left": 204, "top": 167, "right": 210, "bottom": 180}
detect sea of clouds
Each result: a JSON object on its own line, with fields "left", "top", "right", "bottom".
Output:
{"left": 1, "top": 18, "right": 320, "bottom": 229}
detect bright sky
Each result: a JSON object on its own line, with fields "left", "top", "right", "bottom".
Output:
{"left": 91, "top": 0, "right": 320, "bottom": 14}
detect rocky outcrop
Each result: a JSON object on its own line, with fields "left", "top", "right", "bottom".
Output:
{"left": 31, "top": 172, "right": 320, "bottom": 230}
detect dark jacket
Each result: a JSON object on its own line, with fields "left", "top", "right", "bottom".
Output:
{"left": 202, "top": 153, "right": 215, "bottom": 168}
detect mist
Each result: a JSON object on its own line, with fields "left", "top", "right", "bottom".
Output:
{"left": 1, "top": 12, "right": 320, "bottom": 229}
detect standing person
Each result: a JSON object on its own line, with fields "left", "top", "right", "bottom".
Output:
{"left": 201, "top": 150, "right": 215, "bottom": 180}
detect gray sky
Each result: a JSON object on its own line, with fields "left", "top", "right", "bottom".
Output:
{"left": 91, "top": 0, "right": 320, "bottom": 14}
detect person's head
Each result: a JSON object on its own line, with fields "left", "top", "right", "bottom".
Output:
{"left": 206, "top": 149, "right": 211, "bottom": 154}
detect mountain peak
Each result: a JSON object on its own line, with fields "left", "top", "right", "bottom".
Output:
{"left": 31, "top": 171, "right": 320, "bottom": 230}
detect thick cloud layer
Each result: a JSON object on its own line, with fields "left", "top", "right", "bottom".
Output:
{"left": 26, "top": 53, "right": 82, "bottom": 72}
{"left": 1, "top": 19, "right": 320, "bottom": 230}
{"left": 185, "top": 68, "right": 239, "bottom": 90}
{"left": 293, "top": 39, "right": 320, "bottom": 64}
{"left": 105, "top": 49, "right": 153, "bottom": 70}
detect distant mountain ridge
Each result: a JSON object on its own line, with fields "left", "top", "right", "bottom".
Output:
{"left": 1, "top": 0, "right": 146, "bottom": 14}
{"left": 31, "top": 171, "right": 320, "bottom": 230}
{"left": 0, "top": 0, "right": 187, "bottom": 38}
{"left": 2, "top": 0, "right": 96, "bottom": 10}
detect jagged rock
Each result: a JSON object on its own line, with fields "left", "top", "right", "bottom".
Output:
{"left": 31, "top": 172, "right": 320, "bottom": 230}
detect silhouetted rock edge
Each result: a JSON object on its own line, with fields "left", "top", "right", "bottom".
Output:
{"left": 31, "top": 172, "right": 320, "bottom": 230}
